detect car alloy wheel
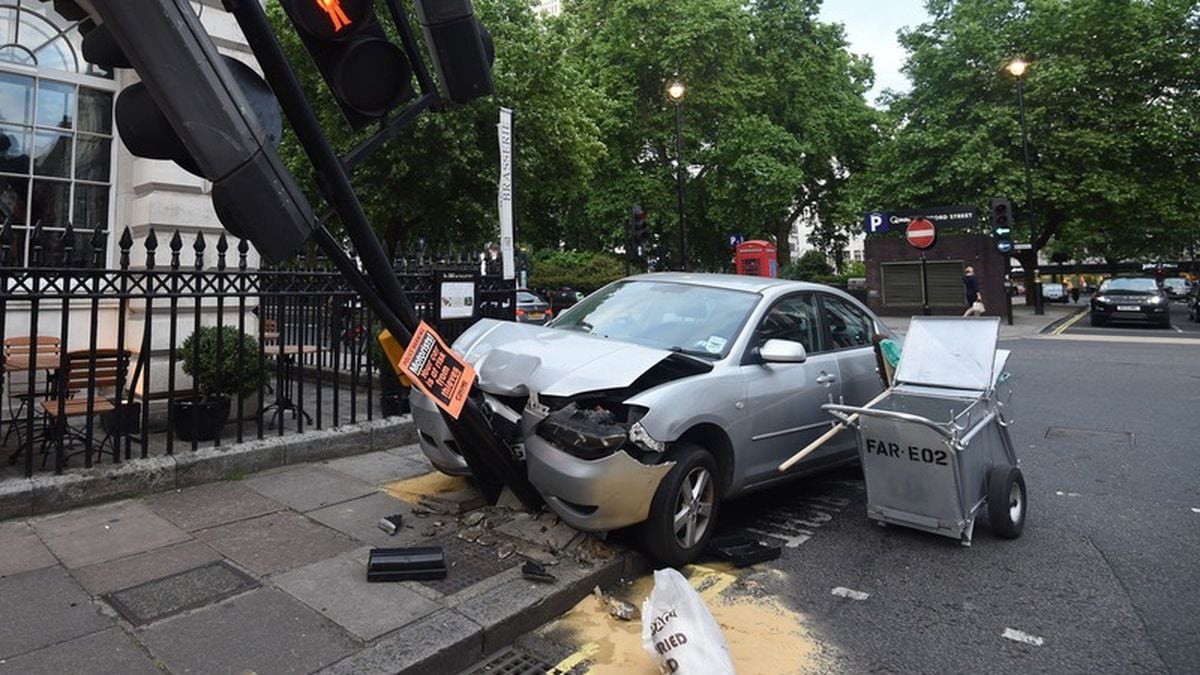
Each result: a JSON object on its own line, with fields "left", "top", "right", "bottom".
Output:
{"left": 672, "top": 466, "right": 715, "bottom": 549}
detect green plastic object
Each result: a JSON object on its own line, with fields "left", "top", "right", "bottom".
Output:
{"left": 879, "top": 338, "right": 902, "bottom": 369}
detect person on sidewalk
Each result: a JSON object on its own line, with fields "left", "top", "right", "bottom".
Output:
{"left": 963, "top": 266, "right": 985, "bottom": 316}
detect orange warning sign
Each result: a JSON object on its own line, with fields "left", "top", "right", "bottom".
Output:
{"left": 398, "top": 321, "right": 475, "bottom": 419}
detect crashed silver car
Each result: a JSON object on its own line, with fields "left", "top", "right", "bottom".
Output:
{"left": 412, "top": 273, "right": 890, "bottom": 565}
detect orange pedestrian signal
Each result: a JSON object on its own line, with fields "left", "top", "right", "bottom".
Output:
{"left": 317, "top": 0, "right": 351, "bottom": 32}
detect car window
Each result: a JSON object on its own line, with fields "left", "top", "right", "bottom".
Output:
{"left": 820, "top": 295, "right": 874, "bottom": 350}
{"left": 1099, "top": 278, "right": 1158, "bottom": 293}
{"left": 753, "top": 294, "right": 819, "bottom": 353}
{"left": 517, "top": 291, "right": 542, "bottom": 304}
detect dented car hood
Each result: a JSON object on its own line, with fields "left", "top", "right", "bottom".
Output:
{"left": 452, "top": 319, "right": 685, "bottom": 398}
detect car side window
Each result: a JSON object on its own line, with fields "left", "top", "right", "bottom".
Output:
{"left": 754, "top": 294, "right": 820, "bottom": 353}
{"left": 819, "top": 295, "right": 874, "bottom": 350}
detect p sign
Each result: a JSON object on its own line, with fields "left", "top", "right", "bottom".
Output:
{"left": 863, "top": 212, "right": 889, "bottom": 234}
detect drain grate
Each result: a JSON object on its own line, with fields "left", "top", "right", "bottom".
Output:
{"left": 460, "top": 646, "right": 584, "bottom": 675}
{"left": 1045, "top": 426, "right": 1134, "bottom": 446}
{"left": 105, "top": 561, "right": 258, "bottom": 626}
{"left": 418, "top": 534, "right": 521, "bottom": 596}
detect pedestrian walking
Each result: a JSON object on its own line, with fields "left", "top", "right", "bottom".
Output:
{"left": 963, "top": 266, "right": 985, "bottom": 316}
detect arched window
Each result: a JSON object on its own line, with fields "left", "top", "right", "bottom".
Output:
{"left": 0, "top": 1, "right": 115, "bottom": 266}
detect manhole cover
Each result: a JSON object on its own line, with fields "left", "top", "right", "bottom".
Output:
{"left": 105, "top": 561, "right": 258, "bottom": 626}
{"left": 460, "top": 647, "right": 580, "bottom": 675}
{"left": 1045, "top": 426, "right": 1134, "bottom": 446}
{"left": 418, "top": 535, "right": 521, "bottom": 596}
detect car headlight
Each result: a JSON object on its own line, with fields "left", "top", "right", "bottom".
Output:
{"left": 1148, "top": 295, "right": 1163, "bottom": 304}
{"left": 628, "top": 421, "right": 666, "bottom": 453}
{"left": 1093, "top": 295, "right": 1110, "bottom": 304}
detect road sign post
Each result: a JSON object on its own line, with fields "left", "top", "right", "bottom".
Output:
{"left": 905, "top": 218, "right": 936, "bottom": 315}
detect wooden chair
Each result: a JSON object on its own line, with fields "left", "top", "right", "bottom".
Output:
{"left": 40, "top": 349, "right": 132, "bottom": 467}
{"left": 3, "top": 336, "right": 62, "bottom": 449}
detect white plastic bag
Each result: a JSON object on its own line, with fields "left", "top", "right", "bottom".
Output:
{"left": 641, "top": 568, "right": 736, "bottom": 674}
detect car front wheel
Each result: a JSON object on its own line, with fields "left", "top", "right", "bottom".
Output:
{"left": 640, "top": 442, "right": 720, "bottom": 567}
{"left": 1090, "top": 313, "right": 1104, "bottom": 327}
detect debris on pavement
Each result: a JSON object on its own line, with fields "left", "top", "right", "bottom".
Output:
{"left": 595, "top": 585, "right": 639, "bottom": 621}
{"left": 830, "top": 587, "right": 870, "bottom": 601}
{"left": 496, "top": 542, "right": 515, "bottom": 560}
{"left": 367, "top": 546, "right": 448, "bottom": 582}
{"left": 521, "top": 560, "right": 557, "bottom": 584}
{"left": 707, "top": 533, "right": 782, "bottom": 568}
{"left": 376, "top": 514, "right": 404, "bottom": 536}
{"left": 462, "top": 511, "right": 487, "bottom": 527}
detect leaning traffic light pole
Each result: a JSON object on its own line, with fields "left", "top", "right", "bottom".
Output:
{"left": 79, "top": 0, "right": 541, "bottom": 509}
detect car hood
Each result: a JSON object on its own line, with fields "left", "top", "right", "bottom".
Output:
{"left": 452, "top": 319, "right": 710, "bottom": 398}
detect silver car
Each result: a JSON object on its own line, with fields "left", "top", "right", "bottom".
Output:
{"left": 411, "top": 273, "right": 891, "bottom": 565}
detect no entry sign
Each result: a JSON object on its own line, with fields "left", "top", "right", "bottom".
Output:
{"left": 906, "top": 218, "right": 936, "bottom": 249}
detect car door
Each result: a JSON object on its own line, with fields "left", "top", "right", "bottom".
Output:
{"left": 816, "top": 293, "right": 884, "bottom": 457}
{"left": 738, "top": 293, "right": 844, "bottom": 484}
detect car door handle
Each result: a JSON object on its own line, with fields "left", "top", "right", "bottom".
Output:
{"left": 816, "top": 372, "right": 837, "bottom": 385}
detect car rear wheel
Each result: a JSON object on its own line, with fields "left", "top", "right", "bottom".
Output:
{"left": 640, "top": 442, "right": 720, "bottom": 567}
{"left": 986, "top": 465, "right": 1026, "bottom": 539}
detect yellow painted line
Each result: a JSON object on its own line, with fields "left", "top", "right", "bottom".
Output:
{"left": 1051, "top": 308, "right": 1089, "bottom": 335}
{"left": 551, "top": 642, "right": 599, "bottom": 673}
{"left": 1034, "top": 333, "right": 1200, "bottom": 346}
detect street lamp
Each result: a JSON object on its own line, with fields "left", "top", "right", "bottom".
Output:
{"left": 1006, "top": 56, "right": 1043, "bottom": 315}
{"left": 666, "top": 75, "right": 687, "bottom": 271}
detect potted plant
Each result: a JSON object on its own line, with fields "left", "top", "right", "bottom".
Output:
{"left": 173, "top": 327, "right": 269, "bottom": 441}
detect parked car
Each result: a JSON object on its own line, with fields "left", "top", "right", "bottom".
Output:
{"left": 1162, "top": 277, "right": 1190, "bottom": 302}
{"left": 515, "top": 289, "right": 552, "bottom": 325}
{"left": 1041, "top": 282, "right": 1069, "bottom": 303}
{"left": 411, "top": 273, "right": 893, "bottom": 565}
{"left": 1187, "top": 285, "right": 1200, "bottom": 323}
{"left": 1090, "top": 277, "right": 1170, "bottom": 328}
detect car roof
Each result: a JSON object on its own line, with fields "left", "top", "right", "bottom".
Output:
{"left": 623, "top": 272, "right": 824, "bottom": 294}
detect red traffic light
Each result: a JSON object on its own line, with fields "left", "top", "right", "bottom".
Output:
{"left": 290, "top": 0, "right": 370, "bottom": 39}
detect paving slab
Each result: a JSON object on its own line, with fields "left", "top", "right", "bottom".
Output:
{"left": 274, "top": 552, "right": 441, "bottom": 641}
{"left": 29, "top": 500, "right": 192, "bottom": 569}
{"left": 320, "top": 450, "right": 429, "bottom": 485}
{"left": 105, "top": 561, "right": 259, "bottom": 626}
{"left": 320, "top": 608, "right": 484, "bottom": 675}
{"left": 0, "top": 627, "right": 160, "bottom": 675}
{"left": 145, "top": 480, "right": 285, "bottom": 531}
{"left": 0, "top": 520, "right": 57, "bottom": 578}
{"left": 0, "top": 566, "right": 112, "bottom": 660}
{"left": 386, "top": 443, "right": 424, "bottom": 461}
{"left": 383, "top": 472, "right": 486, "bottom": 514}
{"left": 244, "top": 465, "right": 376, "bottom": 512}
{"left": 305, "top": 492, "right": 427, "bottom": 548}
{"left": 195, "top": 510, "right": 359, "bottom": 576}
{"left": 138, "top": 588, "right": 356, "bottom": 675}
{"left": 495, "top": 513, "right": 583, "bottom": 552}
{"left": 70, "top": 540, "right": 224, "bottom": 597}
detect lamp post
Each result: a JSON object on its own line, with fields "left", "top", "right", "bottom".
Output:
{"left": 1006, "top": 57, "right": 1043, "bottom": 315}
{"left": 666, "top": 76, "right": 687, "bottom": 271}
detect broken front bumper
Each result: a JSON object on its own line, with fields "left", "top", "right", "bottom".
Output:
{"left": 525, "top": 434, "right": 674, "bottom": 532}
{"left": 410, "top": 391, "right": 471, "bottom": 476}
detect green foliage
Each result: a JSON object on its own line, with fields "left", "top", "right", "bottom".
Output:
{"left": 178, "top": 327, "right": 268, "bottom": 399}
{"left": 527, "top": 250, "right": 624, "bottom": 293}
{"left": 779, "top": 250, "right": 833, "bottom": 281}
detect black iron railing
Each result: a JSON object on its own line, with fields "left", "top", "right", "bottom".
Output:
{"left": 0, "top": 222, "right": 514, "bottom": 478}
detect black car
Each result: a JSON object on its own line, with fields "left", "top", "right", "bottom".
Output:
{"left": 1090, "top": 277, "right": 1170, "bottom": 328}
{"left": 1162, "top": 277, "right": 1190, "bottom": 302}
{"left": 515, "top": 289, "right": 552, "bottom": 325}
{"left": 1188, "top": 285, "right": 1200, "bottom": 323}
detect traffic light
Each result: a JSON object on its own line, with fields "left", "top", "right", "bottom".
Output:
{"left": 80, "top": 0, "right": 317, "bottom": 263}
{"left": 281, "top": 0, "right": 415, "bottom": 130}
{"left": 413, "top": 0, "right": 495, "bottom": 104}
{"left": 990, "top": 197, "right": 1014, "bottom": 254}
{"left": 631, "top": 205, "right": 648, "bottom": 251}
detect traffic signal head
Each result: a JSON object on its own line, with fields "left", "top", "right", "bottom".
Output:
{"left": 282, "top": 0, "right": 415, "bottom": 130}
{"left": 631, "top": 205, "right": 648, "bottom": 248}
{"left": 413, "top": 0, "right": 495, "bottom": 105}
{"left": 82, "top": 0, "right": 317, "bottom": 263}
{"left": 990, "top": 198, "right": 1013, "bottom": 238}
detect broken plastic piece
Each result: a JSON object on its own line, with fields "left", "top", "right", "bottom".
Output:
{"left": 521, "top": 560, "right": 557, "bottom": 584}
{"left": 377, "top": 514, "right": 404, "bottom": 536}
{"left": 367, "top": 547, "right": 447, "bottom": 582}
{"left": 707, "top": 533, "right": 782, "bottom": 568}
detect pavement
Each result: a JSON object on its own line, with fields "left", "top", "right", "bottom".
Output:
{"left": 879, "top": 298, "right": 1079, "bottom": 339}
{"left": 0, "top": 444, "right": 643, "bottom": 675}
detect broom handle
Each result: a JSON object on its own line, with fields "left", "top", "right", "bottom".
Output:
{"left": 778, "top": 389, "right": 890, "bottom": 472}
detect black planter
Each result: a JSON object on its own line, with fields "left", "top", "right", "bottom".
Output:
{"left": 171, "top": 396, "right": 231, "bottom": 442}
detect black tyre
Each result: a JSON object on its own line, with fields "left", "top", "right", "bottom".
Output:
{"left": 987, "top": 465, "right": 1026, "bottom": 539}
{"left": 640, "top": 443, "right": 721, "bottom": 567}
{"left": 1090, "top": 313, "right": 1104, "bottom": 327}
{"left": 1159, "top": 318, "right": 1171, "bottom": 329}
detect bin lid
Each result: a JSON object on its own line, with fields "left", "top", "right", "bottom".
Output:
{"left": 893, "top": 317, "right": 1000, "bottom": 392}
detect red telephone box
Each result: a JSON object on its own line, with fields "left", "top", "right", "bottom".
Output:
{"left": 735, "top": 240, "right": 778, "bottom": 277}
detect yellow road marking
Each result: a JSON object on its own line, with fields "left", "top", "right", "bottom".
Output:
{"left": 1034, "top": 333, "right": 1199, "bottom": 346}
{"left": 1051, "top": 308, "right": 1089, "bottom": 335}
{"left": 551, "top": 642, "right": 599, "bottom": 673}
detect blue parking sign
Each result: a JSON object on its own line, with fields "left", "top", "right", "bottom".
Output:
{"left": 728, "top": 233, "right": 745, "bottom": 248}
{"left": 863, "top": 212, "right": 889, "bottom": 234}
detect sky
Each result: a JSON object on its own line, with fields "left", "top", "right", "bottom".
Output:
{"left": 817, "top": 0, "right": 931, "bottom": 106}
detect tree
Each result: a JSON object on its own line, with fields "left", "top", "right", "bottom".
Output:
{"left": 269, "top": 0, "right": 608, "bottom": 253}
{"left": 851, "top": 0, "right": 1199, "bottom": 293}
{"left": 779, "top": 249, "right": 833, "bottom": 281}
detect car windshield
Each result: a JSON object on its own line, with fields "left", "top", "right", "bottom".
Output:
{"left": 517, "top": 291, "right": 544, "bottom": 305}
{"left": 1163, "top": 279, "right": 1186, "bottom": 290}
{"left": 1099, "top": 278, "right": 1158, "bottom": 294}
{"left": 1044, "top": 283, "right": 1063, "bottom": 292}
{"left": 552, "top": 280, "right": 758, "bottom": 359}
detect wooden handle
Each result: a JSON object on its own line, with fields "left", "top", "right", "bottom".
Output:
{"left": 777, "top": 389, "right": 890, "bottom": 473}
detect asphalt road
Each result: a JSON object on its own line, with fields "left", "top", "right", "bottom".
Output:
{"left": 498, "top": 327, "right": 1199, "bottom": 673}
{"left": 1055, "top": 297, "right": 1200, "bottom": 339}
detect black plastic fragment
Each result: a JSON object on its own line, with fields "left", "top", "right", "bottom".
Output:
{"left": 377, "top": 514, "right": 404, "bottom": 536}
{"left": 521, "top": 560, "right": 557, "bottom": 584}
{"left": 707, "top": 534, "right": 782, "bottom": 568}
{"left": 367, "top": 546, "right": 447, "bottom": 582}
{"left": 537, "top": 403, "right": 627, "bottom": 459}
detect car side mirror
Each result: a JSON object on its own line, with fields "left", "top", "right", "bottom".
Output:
{"left": 760, "top": 338, "right": 807, "bottom": 364}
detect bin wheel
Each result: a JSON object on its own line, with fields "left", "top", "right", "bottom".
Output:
{"left": 640, "top": 442, "right": 721, "bottom": 567}
{"left": 987, "top": 466, "right": 1026, "bottom": 539}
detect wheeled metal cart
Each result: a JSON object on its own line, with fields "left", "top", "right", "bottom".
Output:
{"left": 823, "top": 317, "right": 1025, "bottom": 545}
